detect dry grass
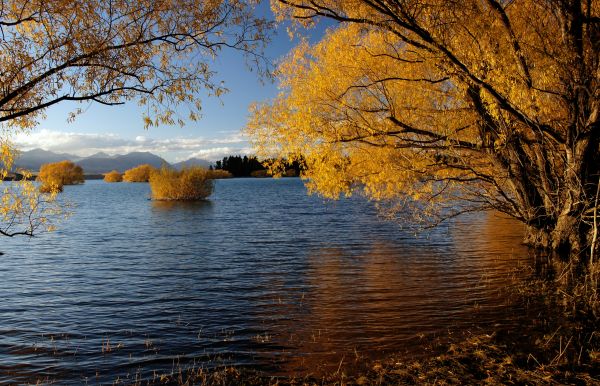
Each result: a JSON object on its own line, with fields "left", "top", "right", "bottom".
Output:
{"left": 149, "top": 166, "right": 214, "bottom": 201}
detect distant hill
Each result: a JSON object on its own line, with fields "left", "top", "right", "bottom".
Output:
{"left": 86, "top": 151, "right": 113, "bottom": 159}
{"left": 76, "top": 152, "right": 168, "bottom": 174}
{"left": 172, "top": 157, "right": 211, "bottom": 170}
{"left": 14, "top": 148, "right": 80, "bottom": 170}
{"left": 13, "top": 148, "right": 211, "bottom": 174}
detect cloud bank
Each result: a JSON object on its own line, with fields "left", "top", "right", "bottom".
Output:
{"left": 13, "top": 129, "right": 253, "bottom": 162}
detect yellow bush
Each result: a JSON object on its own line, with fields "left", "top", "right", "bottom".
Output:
{"left": 207, "top": 169, "right": 233, "bottom": 179}
{"left": 149, "top": 166, "right": 214, "bottom": 201}
{"left": 284, "top": 168, "right": 297, "bottom": 177}
{"left": 123, "top": 164, "right": 155, "bottom": 182}
{"left": 38, "top": 160, "right": 84, "bottom": 192}
{"left": 39, "top": 182, "right": 64, "bottom": 193}
{"left": 104, "top": 170, "right": 123, "bottom": 182}
{"left": 250, "top": 169, "right": 270, "bottom": 178}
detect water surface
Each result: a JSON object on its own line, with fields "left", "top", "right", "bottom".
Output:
{"left": 0, "top": 178, "right": 535, "bottom": 383}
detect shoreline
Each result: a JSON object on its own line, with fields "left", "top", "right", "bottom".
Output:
{"left": 10, "top": 267, "right": 600, "bottom": 385}
{"left": 131, "top": 273, "right": 599, "bottom": 385}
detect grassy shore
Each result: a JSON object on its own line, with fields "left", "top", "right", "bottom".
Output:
{"left": 128, "top": 264, "right": 599, "bottom": 386}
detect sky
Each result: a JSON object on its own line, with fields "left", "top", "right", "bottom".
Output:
{"left": 12, "top": 2, "right": 331, "bottom": 163}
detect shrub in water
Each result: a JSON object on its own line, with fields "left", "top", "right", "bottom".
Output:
{"left": 123, "top": 164, "right": 155, "bottom": 182}
{"left": 39, "top": 182, "right": 64, "bottom": 193}
{"left": 207, "top": 169, "right": 233, "bottom": 179}
{"left": 38, "top": 160, "right": 84, "bottom": 192}
{"left": 250, "top": 169, "right": 270, "bottom": 178}
{"left": 149, "top": 166, "right": 214, "bottom": 201}
{"left": 104, "top": 170, "right": 123, "bottom": 182}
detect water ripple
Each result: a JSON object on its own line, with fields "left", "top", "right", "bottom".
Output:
{"left": 0, "top": 178, "right": 535, "bottom": 383}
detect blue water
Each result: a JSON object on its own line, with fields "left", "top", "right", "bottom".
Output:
{"left": 0, "top": 178, "right": 534, "bottom": 383}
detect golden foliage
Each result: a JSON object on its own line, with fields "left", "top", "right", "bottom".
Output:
{"left": 123, "top": 164, "right": 155, "bottom": 182}
{"left": 39, "top": 182, "right": 63, "bottom": 194}
{"left": 0, "top": 0, "right": 269, "bottom": 236}
{"left": 0, "top": 0, "right": 270, "bottom": 130}
{"left": 1, "top": 140, "right": 63, "bottom": 236}
{"left": 149, "top": 166, "right": 214, "bottom": 201}
{"left": 38, "top": 160, "right": 84, "bottom": 192}
{"left": 104, "top": 170, "right": 123, "bottom": 183}
{"left": 250, "top": 1, "right": 600, "bottom": 249}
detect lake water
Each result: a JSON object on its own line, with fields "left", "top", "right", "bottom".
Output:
{"left": 0, "top": 178, "right": 538, "bottom": 383}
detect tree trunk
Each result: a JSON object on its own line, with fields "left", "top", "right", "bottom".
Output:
{"left": 524, "top": 213, "right": 593, "bottom": 267}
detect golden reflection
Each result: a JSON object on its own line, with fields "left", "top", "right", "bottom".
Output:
{"left": 150, "top": 200, "right": 213, "bottom": 212}
{"left": 263, "top": 212, "right": 533, "bottom": 375}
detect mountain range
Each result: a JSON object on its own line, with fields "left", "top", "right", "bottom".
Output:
{"left": 14, "top": 148, "right": 212, "bottom": 174}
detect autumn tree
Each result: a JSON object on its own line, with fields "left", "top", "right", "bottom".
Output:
{"left": 38, "top": 160, "right": 84, "bottom": 192}
{"left": 104, "top": 170, "right": 123, "bottom": 183}
{"left": 249, "top": 1, "right": 600, "bottom": 265}
{"left": 0, "top": 0, "right": 270, "bottom": 236}
{"left": 123, "top": 164, "right": 155, "bottom": 182}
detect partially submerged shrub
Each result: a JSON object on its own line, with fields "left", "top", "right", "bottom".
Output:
{"left": 208, "top": 169, "right": 233, "bottom": 179}
{"left": 250, "top": 169, "right": 270, "bottom": 178}
{"left": 149, "top": 166, "right": 214, "bottom": 201}
{"left": 104, "top": 170, "right": 123, "bottom": 182}
{"left": 38, "top": 160, "right": 84, "bottom": 192}
{"left": 123, "top": 164, "right": 155, "bottom": 182}
{"left": 284, "top": 168, "right": 297, "bottom": 177}
{"left": 39, "top": 182, "right": 64, "bottom": 193}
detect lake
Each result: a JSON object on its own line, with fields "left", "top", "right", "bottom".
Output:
{"left": 0, "top": 178, "right": 538, "bottom": 383}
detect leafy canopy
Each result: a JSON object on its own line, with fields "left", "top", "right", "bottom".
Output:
{"left": 0, "top": 0, "right": 270, "bottom": 236}
{"left": 249, "top": 0, "right": 600, "bottom": 247}
{"left": 0, "top": 0, "right": 270, "bottom": 129}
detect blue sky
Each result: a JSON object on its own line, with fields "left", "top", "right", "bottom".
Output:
{"left": 14, "top": 3, "right": 331, "bottom": 162}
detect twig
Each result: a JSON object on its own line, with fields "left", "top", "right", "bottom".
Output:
{"left": 335, "top": 355, "right": 345, "bottom": 375}
{"left": 550, "top": 336, "right": 572, "bottom": 366}
{"left": 591, "top": 177, "right": 600, "bottom": 267}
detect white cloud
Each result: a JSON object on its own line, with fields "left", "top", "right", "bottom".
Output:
{"left": 12, "top": 129, "right": 251, "bottom": 162}
{"left": 186, "top": 146, "right": 255, "bottom": 161}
